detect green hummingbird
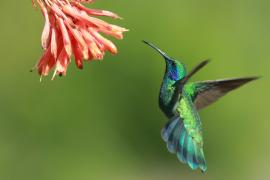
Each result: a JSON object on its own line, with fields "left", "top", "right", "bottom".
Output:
{"left": 143, "top": 40, "right": 258, "bottom": 172}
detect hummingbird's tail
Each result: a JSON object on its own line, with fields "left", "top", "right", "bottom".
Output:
{"left": 161, "top": 116, "right": 207, "bottom": 172}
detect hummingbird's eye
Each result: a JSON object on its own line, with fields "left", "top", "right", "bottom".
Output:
{"left": 170, "top": 61, "right": 175, "bottom": 67}
{"left": 172, "top": 63, "right": 178, "bottom": 69}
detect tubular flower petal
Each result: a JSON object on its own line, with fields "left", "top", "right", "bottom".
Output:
{"left": 32, "top": 0, "right": 128, "bottom": 79}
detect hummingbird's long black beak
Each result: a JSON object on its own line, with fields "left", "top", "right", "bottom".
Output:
{"left": 143, "top": 40, "right": 171, "bottom": 60}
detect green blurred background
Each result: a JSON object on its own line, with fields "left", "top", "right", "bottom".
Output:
{"left": 0, "top": 0, "right": 270, "bottom": 179}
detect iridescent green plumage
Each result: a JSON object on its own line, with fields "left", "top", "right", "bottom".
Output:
{"left": 143, "top": 41, "right": 258, "bottom": 172}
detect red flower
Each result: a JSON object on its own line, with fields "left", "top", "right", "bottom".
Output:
{"left": 32, "top": 0, "right": 128, "bottom": 79}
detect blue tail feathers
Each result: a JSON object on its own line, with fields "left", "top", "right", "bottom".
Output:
{"left": 161, "top": 117, "right": 207, "bottom": 172}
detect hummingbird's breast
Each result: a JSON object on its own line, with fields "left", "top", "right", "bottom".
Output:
{"left": 159, "top": 78, "right": 176, "bottom": 118}
{"left": 159, "top": 64, "right": 186, "bottom": 118}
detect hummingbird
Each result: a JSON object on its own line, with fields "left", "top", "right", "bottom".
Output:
{"left": 143, "top": 40, "right": 258, "bottom": 172}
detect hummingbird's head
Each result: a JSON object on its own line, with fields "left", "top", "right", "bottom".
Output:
{"left": 166, "top": 58, "right": 186, "bottom": 81}
{"left": 143, "top": 41, "right": 186, "bottom": 81}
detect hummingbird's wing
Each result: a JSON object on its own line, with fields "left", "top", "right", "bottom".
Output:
{"left": 184, "top": 77, "right": 259, "bottom": 110}
{"left": 161, "top": 115, "right": 207, "bottom": 172}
